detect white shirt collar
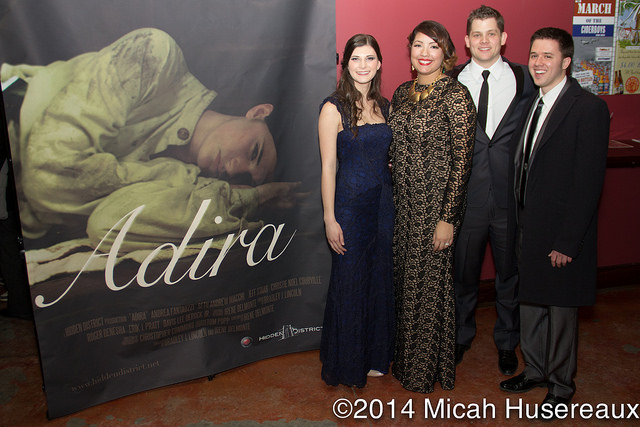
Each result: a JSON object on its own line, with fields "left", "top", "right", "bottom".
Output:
{"left": 469, "top": 56, "right": 505, "bottom": 81}
{"left": 539, "top": 76, "right": 567, "bottom": 109}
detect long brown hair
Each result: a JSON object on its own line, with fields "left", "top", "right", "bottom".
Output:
{"left": 335, "top": 34, "right": 387, "bottom": 137}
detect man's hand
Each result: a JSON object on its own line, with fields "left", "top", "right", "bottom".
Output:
{"left": 256, "top": 182, "right": 308, "bottom": 210}
{"left": 548, "top": 250, "right": 573, "bottom": 268}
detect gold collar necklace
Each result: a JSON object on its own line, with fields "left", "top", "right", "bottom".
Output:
{"left": 408, "top": 73, "right": 444, "bottom": 102}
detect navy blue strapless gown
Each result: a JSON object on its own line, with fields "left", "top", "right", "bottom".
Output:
{"left": 319, "top": 96, "right": 395, "bottom": 387}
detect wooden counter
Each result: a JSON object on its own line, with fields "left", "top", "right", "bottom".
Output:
{"left": 607, "top": 139, "right": 640, "bottom": 167}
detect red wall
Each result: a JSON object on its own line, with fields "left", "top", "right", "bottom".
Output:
{"left": 336, "top": 0, "right": 566, "bottom": 99}
{"left": 336, "top": 0, "right": 640, "bottom": 278}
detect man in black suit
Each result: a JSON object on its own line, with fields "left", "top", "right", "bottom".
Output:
{"left": 500, "top": 27, "right": 609, "bottom": 418}
{"left": 450, "top": 5, "right": 534, "bottom": 374}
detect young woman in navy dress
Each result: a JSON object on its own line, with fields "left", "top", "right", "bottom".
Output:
{"left": 318, "top": 34, "right": 395, "bottom": 387}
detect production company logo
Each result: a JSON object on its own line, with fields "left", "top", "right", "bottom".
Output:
{"left": 240, "top": 324, "right": 323, "bottom": 347}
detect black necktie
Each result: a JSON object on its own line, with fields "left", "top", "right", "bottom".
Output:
{"left": 477, "top": 70, "right": 490, "bottom": 131}
{"left": 519, "top": 97, "right": 544, "bottom": 207}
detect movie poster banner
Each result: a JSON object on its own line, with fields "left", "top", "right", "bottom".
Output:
{"left": 613, "top": 0, "right": 640, "bottom": 94}
{"left": 572, "top": 0, "right": 617, "bottom": 94}
{"left": 0, "top": 0, "right": 334, "bottom": 418}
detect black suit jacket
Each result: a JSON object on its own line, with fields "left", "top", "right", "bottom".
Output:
{"left": 507, "top": 77, "right": 609, "bottom": 306}
{"left": 450, "top": 58, "right": 535, "bottom": 209}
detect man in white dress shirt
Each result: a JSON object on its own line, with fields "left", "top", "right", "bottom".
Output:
{"left": 450, "top": 5, "right": 535, "bottom": 374}
{"left": 500, "top": 27, "right": 609, "bottom": 418}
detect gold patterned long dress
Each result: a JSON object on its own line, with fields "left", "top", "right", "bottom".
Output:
{"left": 388, "top": 76, "right": 475, "bottom": 393}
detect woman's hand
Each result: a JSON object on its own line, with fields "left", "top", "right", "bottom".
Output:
{"left": 433, "top": 220, "right": 453, "bottom": 251}
{"left": 325, "top": 219, "right": 346, "bottom": 255}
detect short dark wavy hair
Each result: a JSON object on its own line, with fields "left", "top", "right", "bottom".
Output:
{"left": 530, "top": 27, "right": 574, "bottom": 60}
{"left": 407, "top": 20, "right": 457, "bottom": 71}
{"left": 466, "top": 5, "right": 504, "bottom": 35}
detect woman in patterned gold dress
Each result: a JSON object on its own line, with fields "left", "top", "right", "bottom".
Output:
{"left": 388, "top": 20, "right": 476, "bottom": 393}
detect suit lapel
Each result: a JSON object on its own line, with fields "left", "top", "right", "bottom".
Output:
{"left": 514, "top": 95, "right": 537, "bottom": 170}
{"left": 529, "top": 79, "right": 577, "bottom": 164}
{"left": 454, "top": 58, "right": 526, "bottom": 143}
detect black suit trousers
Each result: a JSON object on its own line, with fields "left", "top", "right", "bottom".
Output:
{"left": 520, "top": 303, "right": 578, "bottom": 400}
{"left": 454, "top": 190, "right": 519, "bottom": 350}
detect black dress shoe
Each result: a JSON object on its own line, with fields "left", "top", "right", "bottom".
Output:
{"left": 498, "top": 350, "right": 518, "bottom": 375}
{"left": 499, "top": 372, "right": 546, "bottom": 393}
{"left": 539, "top": 393, "right": 570, "bottom": 420}
{"left": 455, "top": 344, "right": 470, "bottom": 365}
